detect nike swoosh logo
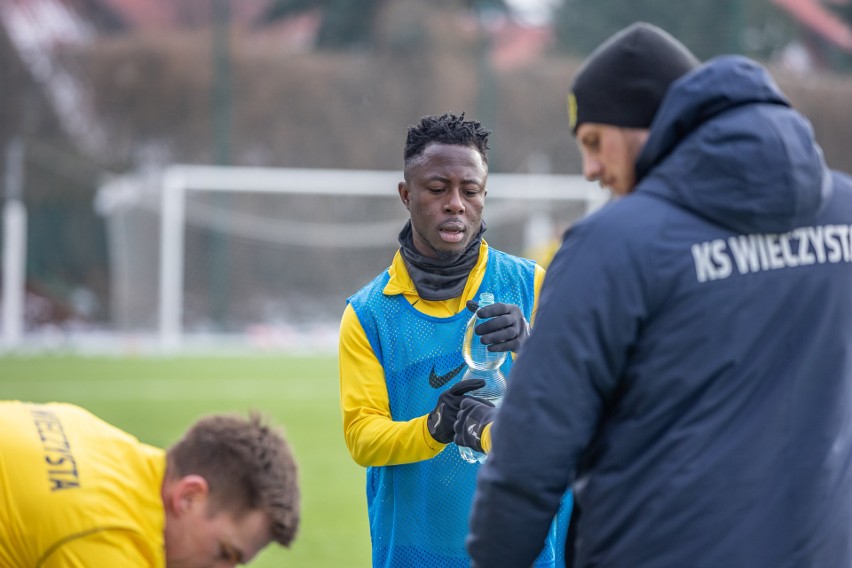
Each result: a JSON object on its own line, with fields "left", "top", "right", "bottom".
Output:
{"left": 429, "top": 363, "right": 467, "bottom": 388}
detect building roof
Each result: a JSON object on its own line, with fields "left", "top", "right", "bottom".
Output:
{"left": 772, "top": 0, "right": 852, "bottom": 52}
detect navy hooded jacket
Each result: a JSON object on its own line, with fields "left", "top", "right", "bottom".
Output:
{"left": 468, "top": 56, "right": 852, "bottom": 567}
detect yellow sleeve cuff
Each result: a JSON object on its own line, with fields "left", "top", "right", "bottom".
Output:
{"left": 482, "top": 422, "right": 492, "bottom": 454}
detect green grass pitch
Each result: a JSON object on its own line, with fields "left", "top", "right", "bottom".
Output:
{"left": 0, "top": 353, "right": 371, "bottom": 567}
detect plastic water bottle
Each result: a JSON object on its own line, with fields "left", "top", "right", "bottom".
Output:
{"left": 459, "top": 292, "right": 507, "bottom": 464}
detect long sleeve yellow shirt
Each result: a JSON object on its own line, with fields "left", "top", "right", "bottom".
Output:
{"left": 338, "top": 241, "right": 545, "bottom": 467}
{"left": 0, "top": 401, "right": 166, "bottom": 568}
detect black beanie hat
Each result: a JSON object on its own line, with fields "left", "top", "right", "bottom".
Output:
{"left": 568, "top": 22, "right": 700, "bottom": 135}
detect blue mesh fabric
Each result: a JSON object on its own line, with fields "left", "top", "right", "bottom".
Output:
{"left": 349, "top": 249, "right": 562, "bottom": 567}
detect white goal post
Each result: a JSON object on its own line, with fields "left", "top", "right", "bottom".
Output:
{"left": 98, "top": 165, "right": 606, "bottom": 350}
{"left": 157, "top": 165, "right": 605, "bottom": 349}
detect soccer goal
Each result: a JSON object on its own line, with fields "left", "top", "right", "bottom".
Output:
{"left": 96, "top": 165, "right": 605, "bottom": 350}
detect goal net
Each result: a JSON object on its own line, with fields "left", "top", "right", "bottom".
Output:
{"left": 96, "top": 165, "right": 605, "bottom": 349}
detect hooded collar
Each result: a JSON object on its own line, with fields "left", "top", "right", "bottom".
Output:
{"left": 635, "top": 55, "right": 830, "bottom": 234}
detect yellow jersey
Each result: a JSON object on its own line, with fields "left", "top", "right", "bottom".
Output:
{"left": 339, "top": 241, "right": 545, "bottom": 465}
{"left": 0, "top": 401, "right": 166, "bottom": 568}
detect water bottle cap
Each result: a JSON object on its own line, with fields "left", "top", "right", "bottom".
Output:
{"left": 479, "top": 292, "right": 495, "bottom": 306}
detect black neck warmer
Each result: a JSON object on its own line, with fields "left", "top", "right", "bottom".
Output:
{"left": 398, "top": 220, "right": 486, "bottom": 301}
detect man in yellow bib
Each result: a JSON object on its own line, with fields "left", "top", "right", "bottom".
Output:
{"left": 338, "top": 112, "right": 570, "bottom": 567}
{"left": 0, "top": 401, "right": 300, "bottom": 568}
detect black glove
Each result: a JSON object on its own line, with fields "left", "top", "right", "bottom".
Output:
{"left": 454, "top": 396, "right": 497, "bottom": 453}
{"left": 427, "top": 378, "right": 486, "bottom": 444}
{"left": 466, "top": 300, "right": 531, "bottom": 353}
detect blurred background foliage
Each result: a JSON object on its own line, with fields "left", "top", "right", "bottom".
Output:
{"left": 1, "top": 0, "right": 851, "bottom": 330}
{"left": 554, "top": 0, "right": 785, "bottom": 58}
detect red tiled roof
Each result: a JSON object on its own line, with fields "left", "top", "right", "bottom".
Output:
{"left": 490, "top": 21, "right": 554, "bottom": 71}
{"left": 772, "top": 0, "right": 852, "bottom": 52}
{"left": 96, "top": 0, "right": 175, "bottom": 30}
{"left": 94, "top": 0, "right": 271, "bottom": 31}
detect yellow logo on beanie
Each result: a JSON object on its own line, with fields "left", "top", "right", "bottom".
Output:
{"left": 567, "top": 92, "right": 578, "bottom": 131}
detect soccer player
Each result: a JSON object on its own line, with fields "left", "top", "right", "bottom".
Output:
{"left": 0, "top": 401, "right": 300, "bottom": 567}
{"left": 466, "top": 22, "right": 852, "bottom": 567}
{"left": 338, "top": 112, "right": 568, "bottom": 567}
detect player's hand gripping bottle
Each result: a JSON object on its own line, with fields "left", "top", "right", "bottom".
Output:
{"left": 459, "top": 292, "right": 507, "bottom": 464}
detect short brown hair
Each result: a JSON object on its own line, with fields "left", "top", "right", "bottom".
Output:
{"left": 166, "top": 412, "right": 300, "bottom": 547}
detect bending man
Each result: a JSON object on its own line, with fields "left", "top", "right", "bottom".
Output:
{"left": 0, "top": 400, "right": 300, "bottom": 567}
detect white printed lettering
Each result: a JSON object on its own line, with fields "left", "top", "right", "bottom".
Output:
{"left": 692, "top": 242, "right": 715, "bottom": 282}
{"left": 779, "top": 233, "right": 798, "bottom": 267}
{"left": 838, "top": 225, "right": 852, "bottom": 261}
{"left": 766, "top": 234, "right": 785, "bottom": 269}
{"left": 728, "top": 235, "right": 761, "bottom": 274}
{"left": 793, "top": 228, "right": 815, "bottom": 265}
{"left": 807, "top": 226, "right": 826, "bottom": 263}
{"left": 756, "top": 234, "right": 770, "bottom": 270}
{"left": 711, "top": 239, "right": 732, "bottom": 279}
{"left": 826, "top": 226, "right": 842, "bottom": 263}
{"left": 692, "top": 224, "right": 852, "bottom": 283}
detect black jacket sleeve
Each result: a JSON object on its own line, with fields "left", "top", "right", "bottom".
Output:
{"left": 467, "top": 215, "right": 648, "bottom": 566}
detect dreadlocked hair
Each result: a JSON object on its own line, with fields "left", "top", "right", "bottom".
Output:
{"left": 403, "top": 112, "right": 490, "bottom": 166}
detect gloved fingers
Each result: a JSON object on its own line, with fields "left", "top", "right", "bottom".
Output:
{"left": 454, "top": 404, "right": 476, "bottom": 439}
{"left": 454, "top": 428, "right": 482, "bottom": 451}
{"left": 461, "top": 396, "right": 496, "bottom": 409}
{"left": 466, "top": 300, "right": 479, "bottom": 313}
{"left": 474, "top": 302, "right": 522, "bottom": 320}
{"left": 477, "top": 321, "right": 524, "bottom": 352}
{"left": 454, "top": 411, "right": 470, "bottom": 438}
{"left": 457, "top": 398, "right": 497, "bottom": 427}
{"left": 486, "top": 339, "right": 521, "bottom": 353}
{"left": 486, "top": 341, "right": 517, "bottom": 353}
{"left": 429, "top": 379, "right": 486, "bottom": 444}
{"left": 448, "top": 377, "right": 486, "bottom": 396}
{"left": 454, "top": 399, "right": 496, "bottom": 451}
{"left": 474, "top": 314, "right": 518, "bottom": 337}
{"left": 476, "top": 320, "right": 520, "bottom": 344}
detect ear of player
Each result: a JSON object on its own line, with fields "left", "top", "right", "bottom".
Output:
{"left": 466, "top": 301, "right": 530, "bottom": 353}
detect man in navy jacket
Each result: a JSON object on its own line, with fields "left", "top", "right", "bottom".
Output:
{"left": 466, "top": 22, "right": 852, "bottom": 567}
